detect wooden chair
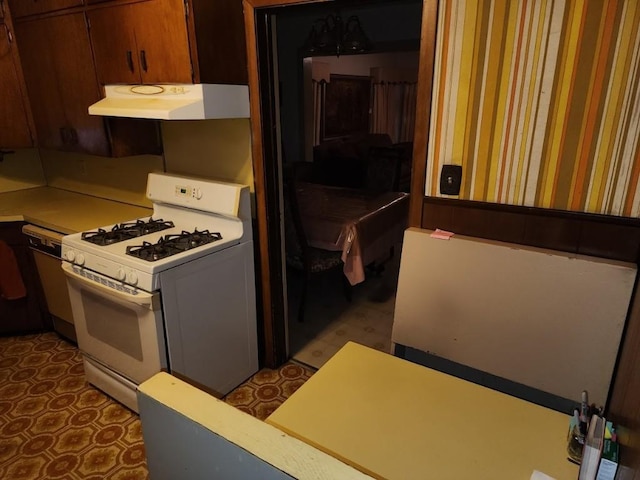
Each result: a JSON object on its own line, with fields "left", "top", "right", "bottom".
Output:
{"left": 282, "top": 171, "right": 351, "bottom": 322}
{"left": 364, "top": 146, "right": 403, "bottom": 192}
{"left": 362, "top": 148, "right": 405, "bottom": 272}
{"left": 392, "top": 142, "right": 413, "bottom": 192}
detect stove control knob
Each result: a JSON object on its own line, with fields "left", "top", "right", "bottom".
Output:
{"left": 195, "top": 188, "right": 202, "bottom": 200}
{"left": 126, "top": 271, "right": 138, "bottom": 285}
{"left": 116, "top": 268, "right": 126, "bottom": 281}
{"left": 75, "top": 254, "right": 85, "bottom": 266}
{"left": 65, "top": 250, "right": 75, "bottom": 262}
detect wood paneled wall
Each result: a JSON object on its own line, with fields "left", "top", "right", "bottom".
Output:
{"left": 422, "top": 197, "right": 640, "bottom": 262}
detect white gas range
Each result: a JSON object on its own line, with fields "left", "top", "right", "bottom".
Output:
{"left": 61, "top": 172, "right": 258, "bottom": 412}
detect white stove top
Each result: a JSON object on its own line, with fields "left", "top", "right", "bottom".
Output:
{"left": 61, "top": 173, "right": 252, "bottom": 292}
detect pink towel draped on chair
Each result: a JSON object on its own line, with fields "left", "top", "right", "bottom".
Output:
{"left": 0, "top": 240, "right": 27, "bottom": 300}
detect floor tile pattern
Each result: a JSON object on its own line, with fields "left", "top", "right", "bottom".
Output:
{"left": 223, "top": 361, "right": 315, "bottom": 420}
{"left": 0, "top": 332, "right": 314, "bottom": 479}
{"left": 0, "top": 332, "right": 147, "bottom": 480}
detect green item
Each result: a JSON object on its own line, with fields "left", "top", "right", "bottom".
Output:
{"left": 596, "top": 439, "right": 619, "bottom": 480}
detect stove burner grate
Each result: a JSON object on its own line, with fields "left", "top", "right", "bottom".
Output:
{"left": 82, "top": 218, "right": 174, "bottom": 246}
{"left": 126, "top": 230, "right": 223, "bottom": 261}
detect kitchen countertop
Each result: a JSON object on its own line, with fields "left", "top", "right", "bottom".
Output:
{"left": 0, "top": 187, "right": 152, "bottom": 234}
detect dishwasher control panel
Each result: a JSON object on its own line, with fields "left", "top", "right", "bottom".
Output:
{"left": 22, "top": 224, "right": 63, "bottom": 257}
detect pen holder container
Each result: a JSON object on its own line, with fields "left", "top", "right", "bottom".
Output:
{"left": 566, "top": 423, "right": 584, "bottom": 464}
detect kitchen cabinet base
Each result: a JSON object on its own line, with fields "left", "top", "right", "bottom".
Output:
{"left": 0, "top": 298, "right": 48, "bottom": 335}
{"left": 52, "top": 316, "right": 77, "bottom": 343}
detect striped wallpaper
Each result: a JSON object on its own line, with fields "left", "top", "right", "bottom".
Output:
{"left": 425, "top": 0, "right": 640, "bottom": 217}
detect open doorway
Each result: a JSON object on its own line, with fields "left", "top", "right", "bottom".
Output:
{"left": 286, "top": 54, "right": 420, "bottom": 368}
{"left": 274, "top": 1, "right": 423, "bottom": 368}
{"left": 242, "top": 0, "right": 436, "bottom": 369}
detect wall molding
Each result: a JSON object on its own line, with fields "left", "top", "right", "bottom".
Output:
{"left": 421, "top": 196, "right": 640, "bottom": 263}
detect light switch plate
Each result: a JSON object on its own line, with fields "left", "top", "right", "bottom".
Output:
{"left": 440, "top": 165, "right": 462, "bottom": 195}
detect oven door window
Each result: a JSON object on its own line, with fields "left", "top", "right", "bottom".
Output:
{"left": 82, "top": 289, "right": 144, "bottom": 361}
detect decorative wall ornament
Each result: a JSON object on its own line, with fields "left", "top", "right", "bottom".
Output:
{"left": 303, "top": 13, "right": 372, "bottom": 57}
{"left": 322, "top": 74, "right": 371, "bottom": 140}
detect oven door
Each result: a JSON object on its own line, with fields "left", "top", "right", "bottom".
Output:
{"left": 62, "top": 262, "right": 166, "bottom": 385}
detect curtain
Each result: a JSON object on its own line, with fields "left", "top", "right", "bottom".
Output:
{"left": 371, "top": 82, "right": 417, "bottom": 144}
{"left": 312, "top": 79, "right": 326, "bottom": 146}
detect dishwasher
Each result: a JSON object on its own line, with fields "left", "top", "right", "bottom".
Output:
{"left": 22, "top": 224, "right": 76, "bottom": 342}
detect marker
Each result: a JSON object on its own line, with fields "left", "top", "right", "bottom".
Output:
{"left": 572, "top": 409, "right": 580, "bottom": 428}
{"left": 580, "top": 390, "right": 589, "bottom": 423}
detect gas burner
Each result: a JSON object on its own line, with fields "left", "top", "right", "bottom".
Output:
{"left": 163, "top": 230, "right": 223, "bottom": 251}
{"left": 126, "top": 229, "right": 223, "bottom": 262}
{"left": 82, "top": 218, "right": 175, "bottom": 246}
{"left": 126, "top": 240, "right": 178, "bottom": 262}
{"left": 119, "top": 219, "right": 176, "bottom": 236}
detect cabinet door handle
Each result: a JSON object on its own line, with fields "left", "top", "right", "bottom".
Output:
{"left": 126, "top": 50, "right": 134, "bottom": 73}
{"left": 140, "top": 49, "right": 148, "bottom": 72}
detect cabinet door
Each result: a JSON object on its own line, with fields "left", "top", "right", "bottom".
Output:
{"left": 87, "top": 4, "right": 139, "bottom": 85}
{"left": 14, "top": 13, "right": 110, "bottom": 155}
{"left": 89, "top": 0, "right": 192, "bottom": 86}
{"left": 0, "top": 21, "right": 34, "bottom": 147}
{"left": 8, "top": 0, "right": 83, "bottom": 19}
{"left": 133, "top": 0, "right": 192, "bottom": 84}
{"left": 188, "top": 0, "right": 248, "bottom": 84}
{"left": 0, "top": 223, "right": 49, "bottom": 332}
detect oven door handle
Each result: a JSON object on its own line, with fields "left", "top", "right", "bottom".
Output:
{"left": 62, "top": 262, "right": 160, "bottom": 311}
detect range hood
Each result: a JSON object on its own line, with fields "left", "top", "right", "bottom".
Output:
{"left": 88, "top": 84, "right": 250, "bottom": 120}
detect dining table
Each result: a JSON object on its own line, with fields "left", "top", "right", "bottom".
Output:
{"left": 266, "top": 342, "right": 578, "bottom": 480}
{"left": 294, "top": 182, "right": 410, "bottom": 285}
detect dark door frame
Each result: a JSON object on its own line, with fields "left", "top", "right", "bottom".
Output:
{"left": 243, "top": 0, "right": 438, "bottom": 368}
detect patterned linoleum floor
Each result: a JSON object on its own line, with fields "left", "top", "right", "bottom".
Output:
{"left": 0, "top": 333, "right": 146, "bottom": 480}
{"left": 0, "top": 332, "right": 314, "bottom": 480}
{"left": 287, "top": 243, "right": 401, "bottom": 369}
{"left": 223, "top": 361, "right": 314, "bottom": 420}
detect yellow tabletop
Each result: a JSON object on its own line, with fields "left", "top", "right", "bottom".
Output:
{"left": 267, "top": 342, "right": 578, "bottom": 480}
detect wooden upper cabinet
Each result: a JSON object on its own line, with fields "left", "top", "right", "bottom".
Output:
{"left": 8, "top": 0, "right": 83, "bottom": 19}
{"left": 4, "top": 0, "right": 247, "bottom": 156}
{"left": 0, "top": 10, "right": 35, "bottom": 147}
{"left": 134, "top": 0, "right": 192, "bottom": 83}
{"left": 14, "top": 13, "right": 110, "bottom": 155}
{"left": 87, "top": 0, "right": 247, "bottom": 86}
{"left": 188, "top": 0, "right": 247, "bottom": 85}
{"left": 88, "top": 0, "right": 193, "bottom": 85}
{"left": 86, "top": 4, "right": 139, "bottom": 84}
{"left": 0, "top": 31, "right": 35, "bottom": 148}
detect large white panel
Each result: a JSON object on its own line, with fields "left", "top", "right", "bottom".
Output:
{"left": 393, "top": 228, "right": 637, "bottom": 406}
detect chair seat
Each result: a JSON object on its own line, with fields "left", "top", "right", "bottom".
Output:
{"left": 283, "top": 171, "right": 350, "bottom": 322}
{"left": 286, "top": 247, "right": 343, "bottom": 273}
